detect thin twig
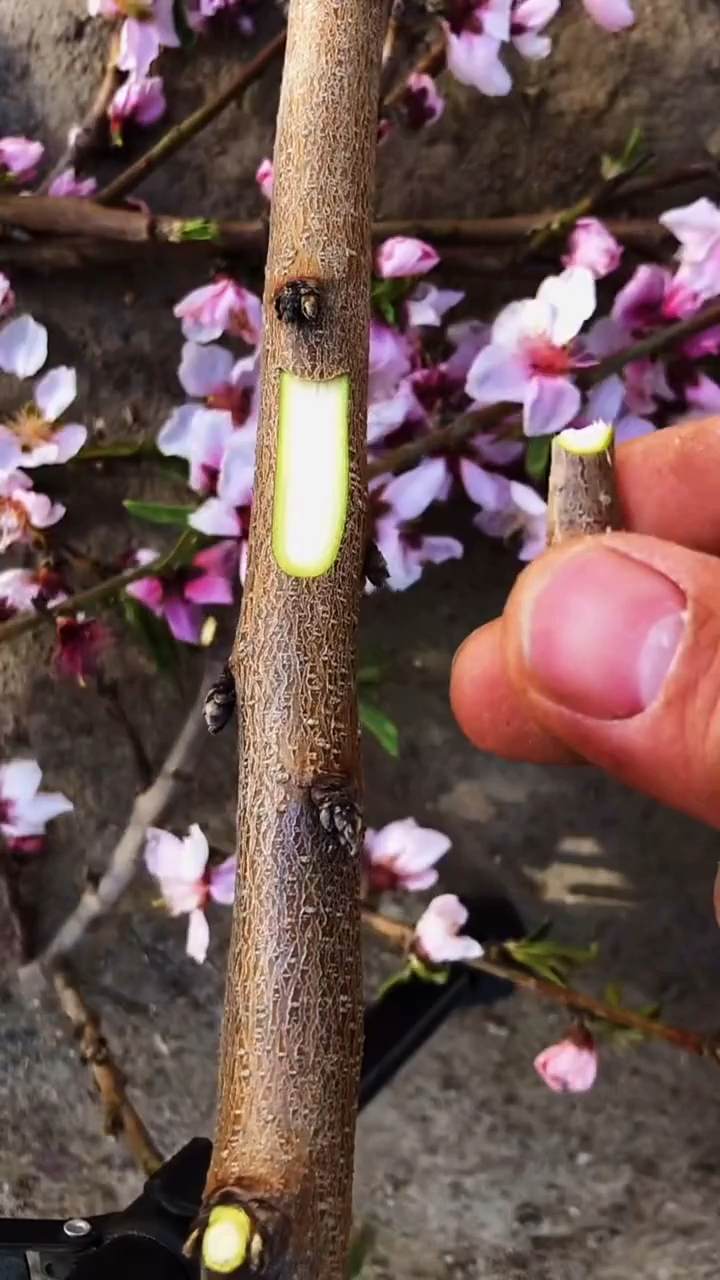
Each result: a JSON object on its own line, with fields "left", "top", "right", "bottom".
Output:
{"left": 52, "top": 963, "right": 163, "bottom": 1174}
{"left": 20, "top": 666, "right": 213, "bottom": 986}
{"left": 381, "top": 30, "right": 445, "bottom": 113}
{"left": 362, "top": 909, "right": 720, "bottom": 1061}
{"left": 521, "top": 154, "right": 652, "bottom": 259}
{"left": 0, "top": 528, "right": 195, "bottom": 646}
{"left": 38, "top": 36, "right": 122, "bottom": 193}
{"left": 96, "top": 29, "right": 287, "bottom": 206}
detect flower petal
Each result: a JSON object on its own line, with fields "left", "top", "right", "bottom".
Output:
{"left": 0, "top": 758, "right": 41, "bottom": 803}
{"left": 164, "top": 598, "right": 203, "bottom": 644}
{"left": 524, "top": 375, "right": 581, "bottom": 436}
{"left": 189, "top": 498, "right": 243, "bottom": 537}
{"left": 381, "top": 457, "right": 448, "bottom": 521}
{"left": 178, "top": 341, "right": 234, "bottom": 398}
{"left": 466, "top": 345, "right": 529, "bottom": 406}
{"left": 50, "top": 424, "right": 88, "bottom": 463}
{"left": 581, "top": 0, "right": 634, "bottom": 30}
{"left": 537, "top": 266, "right": 596, "bottom": 346}
{"left": 186, "top": 908, "right": 210, "bottom": 963}
{"left": 209, "top": 855, "right": 237, "bottom": 905}
{"left": 0, "top": 316, "right": 48, "bottom": 378}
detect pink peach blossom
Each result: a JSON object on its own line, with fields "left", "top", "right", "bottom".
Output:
{"left": 406, "top": 284, "right": 464, "bottom": 328}
{"left": 368, "top": 321, "right": 413, "bottom": 400}
{"left": 364, "top": 818, "right": 451, "bottom": 893}
{"left": 88, "top": 0, "right": 180, "bottom": 77}
{"left": 375, "top": 236, "right": 440, "bottom": 279}
{"left": 466, "top": 266, "right": 596, "bottom": 436}
{"left": 174, "top": 276, "right": 262, "bottom": 345}
{"left": 0, "top": 471, "right": 65, "bottom": 553}
{"left": 255, "top": 157, "right": 274, "bottom": 200}
{"left": 510, "top": 0, "right": 559, "bottom": 59}
{"left": 534, "top": 1032, "right": 598, "bottom": 1092}
{"left": 563, "top": 218, "right": 622, "bottom": 279}
{"left": 0, "top": 758, "right": 73, "bottom": 850}
{"left": 372, "top": 458, "right": 462, "bottom": 590}
{"left": 144, "top": 823, "right": 236, "bottom": 963}
{"left": 0, "top": 315, "right": 48, "bottom": 379}
{"left": 0, "top": 567, "right": 65, "bottom": 621}
{"left": 414, "top": 893, "right": 484, "bottom": 964}
{"left": 473, "top": 475, "right": 548, "bottom": 560}
{"left": 109, "top": 75, "right": 166, "bottom": 143}
{"left": 189, "top": 428, "right": 256, "bottom": 537}
{"left": 127, "top": 541, "right": 238, "bottom": 643}
{"left": 0, "top": 365, "right": 87, "bottom": 470}
{"left": 0, "top": 137, "right": 44, "bottom": 183}
{"left": 581, "top": 0, "right": 634, "bottom": 31}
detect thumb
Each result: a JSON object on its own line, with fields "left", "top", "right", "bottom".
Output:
{"left": 502, "top": 532, "right": 720, "bottom": 827}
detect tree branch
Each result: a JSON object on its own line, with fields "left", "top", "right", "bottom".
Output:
{"left": 199, "top": 1, "right": 385, "bottom": 1276}
{"left": 361, "top": 909, "right": 720, "bottom": 1062}
{"left": 52, "top": 963, "right": 163, "bottom": 1175}
{"left": 19, "top": 664, "right": 212, "bottom": 986}
{"left": 95, "top": 29, "right": 287, "bottom": 206}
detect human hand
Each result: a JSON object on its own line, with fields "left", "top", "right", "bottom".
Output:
{"left": 450, "top": 416, "right": 720, "bottom": 828}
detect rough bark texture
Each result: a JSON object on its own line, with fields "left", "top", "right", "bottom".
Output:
{"left": 547, "top": 437, "right": 623, "bottom": 545}
{"left": 204, "top": 2, "right": 386, "bottom": 1279}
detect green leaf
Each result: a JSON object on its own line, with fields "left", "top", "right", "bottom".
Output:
{"left": 348, "top": 1222, "right": 376, "bottom": 1280}
{"left": 124, "top": 500, "right": 197, "bottom": 527}
{"left": 360, "top": 700, "right": 400, "bottom": 757}
{"left": 121, "top": 596, "right": 182, "bottom": 685}
{"left": 601, "top": 124, "right": 646, "bottom": 180}
{"left": 173, "top": 218, "right": 220, "bottom": 244}
{"left": 525, "top": 436, "right": 551, "bottom": 481}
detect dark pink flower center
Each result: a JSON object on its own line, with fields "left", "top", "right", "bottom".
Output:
{"left": 525, "top": 338, "right": 571, "bottom": 377}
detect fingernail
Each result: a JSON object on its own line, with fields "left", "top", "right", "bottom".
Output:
{"left": 523, "top": 548, "right": 687, "bottom": 720}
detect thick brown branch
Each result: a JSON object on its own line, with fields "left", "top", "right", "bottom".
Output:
{"left": 96, "top": 30, "right": 287, "bottom": 206}
{"left": 203, "top": 2, "right": 385, "bottom": 1277}
{"left": 52, "top": 964, "right": 163, "bottom": 1174}
{"left": 19, "top": 666, "right": 211, "bottom": 985}
{"left": 362, "top": 910, "right": 720, "bottom": 1062}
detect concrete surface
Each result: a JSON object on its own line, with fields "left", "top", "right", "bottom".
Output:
{"left": 1, "top": 1, "right": 720, "bottom": 1277}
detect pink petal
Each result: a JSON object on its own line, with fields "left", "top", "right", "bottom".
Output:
{"left": 48, "top": 168, "right": 97, "bottom": 198}
{"left": 417, "top": 535, "right": 463, "bottom": 567}
{"left": 192, "top": 538, "right": 239, "bottom": 579}
{"left": 534, "top": 1040, "right": 598, "bottom": 1092}
{"left": 209, "top": 855, "right": 237, "bottom": 905}
{"left": 186, "top": 908, "right": 210, "bottom": 963}
{"left": 513, "top": 31, "right": 551, "bottom": 57}
{"left": 164, "top": 598, "right": 203, "bottom": 644}
{"left": 513, "top": 0, "right": 560, "bottom": 29}
{"left": 153, "top": 0, "right": 181, "bottom": 47}
{"left": 50, "top": 424, "right": 88, "bottom": 463}
{"left": 184, "top": 572, "right": 235, "bottom": 606}
{"left": 459, "top": 458, "right": 509, "bottom": 508}
{"left": 367, "top": 380, "right": 419, "bottom": 444}
{"left": 524, "top": 375, "right": 581, "bottom": 437}
{"left": 445, "top": 29, "right": 512, "bottom": 96}
{"left": 685, "top": 372, "right": 720, "bottom": 413}
{"left": 466, "top": 345, "right": 529, "bottom": 406}
{"left": 382, "top": 457, "right": 448, "bottom": 521}
{"left": 0, "top": 759, "right": 41, "bottom": 803}
{"left": 217, "top": 428, "right": 256, "bottom": 507}
{"left": 0, "top": 273, "right": 15, "bottom": 319}
{"left": 537, "top": 266, "right": 596, "bottom": 346}
{"left": 369, "top": 322, "right": 412, "bottom": 400}
{"left": 0, "top": 316, "right": 48, "bottom": 378}
{"left": 611, "top": 264, "right": 670, "bottom": 332}
{"left": 581, "top": 0, "right": 634, "bottom": 30}
{"left": 659, "top": 198, "right": 720, "bottom": 263}
{"left": 375, "top": 236, "right": 440, "bottom": 279}
{"left": 406, "top": 285, "right": 464, "bottom": 328}
{"left": 178, "top": 341, "right": 234, "bottom": 398}
{"left": 613, "top": 413, "right": 655, "bottom": 444}
{"left": 190, "top": 497, "right": 243, "bottom": 538}
{"left": 562, "top": 218, "right": 622, "bottom": 280}
{"left": 34, "top": 366, "right": 77, "bottom": 421}
{"left": 18, "top": 489, "right": 65, "bottom": 529}
{"left": 256, "top": 157, "right": 274, "bottom": 200}
{"left": 584, "top": 375, "right": 624, "bottom": 425}
{"left": 118, "top": 17, "right": 160, "bottom": 76}
{"left": 126, "top": 575, "right": 165, "bottom": 613}
{"left": 414, "top": 893, "right": 483, "bottom": 964}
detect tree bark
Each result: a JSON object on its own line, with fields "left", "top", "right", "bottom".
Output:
{"left": 200, "top": 2, "right": 385, "bottom": 1279}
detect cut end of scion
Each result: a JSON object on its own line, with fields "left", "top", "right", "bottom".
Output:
{"left": 556, "top": 419, "right": 614, "bottom": 456}
{"left": 273, "top": 372, "right": 350, "bottom": 578}
{"left": 201, "top": 1205, "right": 254, "bottom": 1275}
